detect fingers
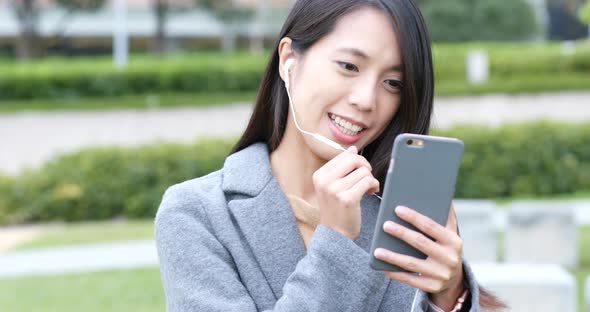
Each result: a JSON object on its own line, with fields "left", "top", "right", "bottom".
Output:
{"left": 374, "top": 248, "right": 452, "bottom": 282}
{"left": 319, "top": 145, "right": 358, "bottom": 172}
{"left": 381, "top": 221, "right": 460, "bottom": 268}
{"left": 383, "top": 271, "right": 447, "bottom": 294}
{"left": 347, "top": 175, "right": 380, "bottom": 200}
{"left": 331, "top": 166, "right": 378, "bottom": 193}
{"left": 329, "top": 152, "right": 372, "bottom": 180}
{"left": 319, "top": 147, "right": 372, "bottom": 181}
{"left": 395, "top": 206, "right": 461, "bottom": 248}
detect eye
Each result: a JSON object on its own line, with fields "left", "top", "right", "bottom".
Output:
{"left": 385, "top": 79, "right": 404, "bottom": 92}
{"left": 336, "top": 61, "right": 359, "bottom": 72}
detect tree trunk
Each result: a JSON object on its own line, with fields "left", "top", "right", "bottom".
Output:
{"left": 14, "top": 0, "right": 41, "bottom": 60}
{"left": 152, "top": 0, "right": 168, "bottom": 54}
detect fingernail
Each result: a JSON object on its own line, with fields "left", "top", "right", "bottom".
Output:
{"left": 395, "top": 206, "right": 409, "bottom": 215}
{"left": 374, "top": 248, "right": 387, "bottom": 258}
{"left": 384, "top": 221, "right": 396, "bottom": 232}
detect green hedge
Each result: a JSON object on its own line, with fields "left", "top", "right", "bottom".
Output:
{"left": 0, "top": 43, "right": 589, "bottom": 102}
{"left": 0, "top": 122, "right": 589, "bottom": 224}
{"left": 436, "top": 122, "right": 590, "bottom": 198}
{"left": 420, "top": 0, "right": 538, "bottom": 42}
{"left": 0, "top": 140, "right": 234, "bottom": 224}
{"left": 0, "top": 54, "right": 265, "bottom": 100}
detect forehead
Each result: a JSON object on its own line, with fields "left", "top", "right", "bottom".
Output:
{"left": 309, "top": 7, "right": 401, "bottom": 65}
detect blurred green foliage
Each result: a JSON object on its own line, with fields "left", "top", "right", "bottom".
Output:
{"left": 0, "top": 52, "right": 265, "bottom": 100}
{"left": 0, "top": 42, "right": 589, "bottom": 104}
{"left": 420, "top": 0, "right": 538, "bottom": 41}
{"left": 0, "top": 139, "right": 234, "bottom": 224}
{"left": 1, "top": 122, "right": 589, "bottom": 224}
{"left": 580, "top": 1, "right": 590, "bottom": 24}
{"left": 436, "top": 122, "right": 590, "bottom": 198}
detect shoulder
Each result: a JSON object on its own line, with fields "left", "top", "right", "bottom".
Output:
{"left": 161, "top": 170, "right": 223, "bottom": 211}
{"left": 155, "top": 170, "right": 225, "bottom": 231}
{"left": 155, "top": 142, "right": 272, "bottom": 232}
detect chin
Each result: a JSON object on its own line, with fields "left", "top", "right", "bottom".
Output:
{"left": 304, "top": 137, "right": 345, "bottom": 161}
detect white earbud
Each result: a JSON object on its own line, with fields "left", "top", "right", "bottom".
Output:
{"left": 284, "top": 59, "right": 294, "bottom": 88}
{"left": 282, "top": 58, "right": 346, "bottom": 153}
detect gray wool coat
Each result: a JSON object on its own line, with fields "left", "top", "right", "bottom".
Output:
{"left": 155, "top": 142, "right": 481, "bottom": 312}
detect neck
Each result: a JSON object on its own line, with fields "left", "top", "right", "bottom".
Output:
{"left": 270, "top": 124, "right": 325, "bottom": 205}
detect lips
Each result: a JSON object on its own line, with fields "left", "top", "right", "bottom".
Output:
{"left": 327, "top": 113, "right": 368, "bottom": 144}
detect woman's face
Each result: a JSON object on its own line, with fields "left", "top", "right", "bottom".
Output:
{"left": 279, "top": 6, "right": 403, "bottom": 161}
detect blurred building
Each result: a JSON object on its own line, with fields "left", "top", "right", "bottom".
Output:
{"left": 0, "top": 0, "right": 293, "bottom": 55}
{"left": 0, "top": 0, "right": 587, "bottom": 56}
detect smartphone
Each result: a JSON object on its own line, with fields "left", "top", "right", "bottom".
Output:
{"left": 369, "top": 133, "right": 464, "bottom": 272}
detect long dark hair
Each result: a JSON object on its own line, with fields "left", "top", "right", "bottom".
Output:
{"left": 232, "top": 0, "right": 432, "bottom": 189}
{"left": 231, "top": 0, "right": 506, "bottom": 310}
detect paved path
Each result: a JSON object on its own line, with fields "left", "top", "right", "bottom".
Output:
{"left": 1, "top": 92, "right": 589, "bottom": 175}
{"left": 0, "top": 225, "right": 46, "bottom": 253}
{"left": 0, "top": 199, "right": 588, "bottom": 278}
{"left": 0, "top": 240, "right": 158, "bottom": 278}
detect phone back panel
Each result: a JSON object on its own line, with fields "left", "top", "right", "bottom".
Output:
{"left": 369, "top": 133, "right": 464, "bottom": 272}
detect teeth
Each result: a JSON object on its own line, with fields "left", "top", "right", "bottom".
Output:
{"left": 329, "top": 113, "right": 364, "bottom": 135}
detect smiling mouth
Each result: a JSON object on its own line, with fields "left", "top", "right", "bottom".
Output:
{"left": 328, "top": 113, "right": 367, "bottom": 136}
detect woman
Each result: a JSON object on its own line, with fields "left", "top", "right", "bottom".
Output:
{"left": 156, "top": 0, "right": 505, "bottom": 311}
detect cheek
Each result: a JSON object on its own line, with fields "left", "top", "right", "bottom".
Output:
{"left": 299, "top": 72, "right": 346, "bottom": 114}
{"left": 379, "top": 96, "right": 401, "bottom": 122}
{"left": 373, "top": 98, "right": 400, "bottom": 133}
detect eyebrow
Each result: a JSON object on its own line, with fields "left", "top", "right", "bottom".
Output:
{"left": 336, "top": 47, "right": 403, "bottom": 72}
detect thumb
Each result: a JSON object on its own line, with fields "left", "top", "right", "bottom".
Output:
{"left": 446, "top": 202, "right": 459, "bottom": 235}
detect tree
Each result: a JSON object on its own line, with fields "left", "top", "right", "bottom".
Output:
{"left": 152, "top": 0, "right": 169, "bottom": 54}
{"left": 420, "top": 0, "right": 538, "bottom": 42}
{"left": 197, "top": 0, "right": 255, "bottom": 53}
{"left": 10, "top": 0, "right": 105, "bottom": 60}
{"left": 53, "top": 0, "right": 105, "bottom": 46}
{"left": 11, "top": 0, "right": 41, "bottom": 59}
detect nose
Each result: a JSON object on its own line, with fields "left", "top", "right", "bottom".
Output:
{"left": 348, "top": 76, "right": 377, "bottom": 111}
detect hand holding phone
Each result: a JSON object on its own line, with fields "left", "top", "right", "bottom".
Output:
{"left": 369, "top": 133, "right": 464, "bottom": 272}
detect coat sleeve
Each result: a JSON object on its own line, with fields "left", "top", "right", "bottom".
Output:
{"left": 378, "top": 259, "right": 481, "bottom": 312}
{"left": 155, "top": 184, "right": 415, "bottom": 312}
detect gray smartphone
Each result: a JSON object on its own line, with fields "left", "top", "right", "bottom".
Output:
{"left": 369, "top": 133, "right": 464, "bottom": 272}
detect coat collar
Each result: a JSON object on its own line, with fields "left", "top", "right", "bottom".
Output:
{"left": 221, "top": 142, "right": 274, "bottom": 197}
{"left": 221, "top": 142, "right": 381, "bottom": 299}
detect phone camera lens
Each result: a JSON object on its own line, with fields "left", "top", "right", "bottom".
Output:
{"left": 407, "top": 139, "right": 414, "bottom": 146}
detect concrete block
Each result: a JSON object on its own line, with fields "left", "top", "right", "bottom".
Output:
{"left": 505, "top": 201, "right": 578, "bottom": 268}
{"left": 453, "top": 199, "right": 498, "bottom": 262}
{"left": 472, "top": 263, "right": 576, "bottom": 312}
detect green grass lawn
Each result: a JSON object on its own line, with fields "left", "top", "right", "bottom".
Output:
{"left": 0, "top": 92, "right": 256, "bottom": 113}
{"left": 0, "top": 268, "right": 165, "bottom": 312}
{"left": 1, "top": 223, "right": 589, "bottom": 310}
{"left": 14, "top": 220, "right": 155, "bottom": 251}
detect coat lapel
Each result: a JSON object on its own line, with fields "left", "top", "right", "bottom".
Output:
{"left": 221, "top": 143, "right": 382, "bottom": 299}
{"left": 222, "top": 143, "right": 306, "bottom": 299}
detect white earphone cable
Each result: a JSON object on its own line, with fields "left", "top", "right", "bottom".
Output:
{"left": 284, "top": 61, "right": 381, "bottom": 199}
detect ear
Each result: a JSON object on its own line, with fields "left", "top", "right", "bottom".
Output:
{"left": 278, "top": 37, "right": 298, "bottom": 85}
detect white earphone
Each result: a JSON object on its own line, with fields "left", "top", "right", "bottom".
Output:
{"left": 283, "top": 59, "right": 346, "bottom": 152}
